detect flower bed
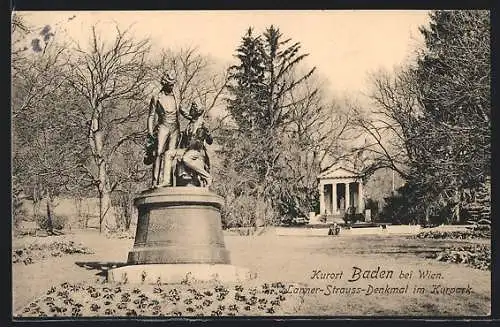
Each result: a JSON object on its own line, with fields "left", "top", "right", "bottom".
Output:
{"left": 15, "top": 281, "right": 302, "bottom": 317}
{"left": 12, "top": 240, "right": 94, "bottom": 265}
{"left": 429, "top": 244, "right": 491, "bottom": 271}
{"left": 413, "top": 230, "right": 490, "bottom": 240}
{"left": 105, "top": 230, "right": 135, "bottom": 239}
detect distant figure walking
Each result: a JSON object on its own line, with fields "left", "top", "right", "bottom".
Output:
{"left": 328, "top": 223, "right": 341, "bottom": 236}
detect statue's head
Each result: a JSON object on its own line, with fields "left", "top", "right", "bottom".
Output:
{"left": 160, "top": 72, "right": 176, "bottom": 93}
{"left": 189, "top": 102, "right": 205, "bottom": 120}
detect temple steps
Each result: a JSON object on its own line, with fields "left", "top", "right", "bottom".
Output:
{"left": 323, "top": 214, "right": 346, "bottom": 224}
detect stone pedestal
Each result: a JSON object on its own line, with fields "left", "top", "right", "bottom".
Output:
{"left": 127, "top": 187, "right": 230, "bottom": 265}
{"left": 108, "top": 187, "right": 252, "bottom": 283}
{"left": 108, "top": 264, "right": 252, "bottom": 284}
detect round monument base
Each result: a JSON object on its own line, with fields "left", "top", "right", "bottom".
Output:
{"left": 108, "top": 264, "right": 253, "bottom": 284}
{"left": 127, "top": 187, "right": 230, "bottom": 265}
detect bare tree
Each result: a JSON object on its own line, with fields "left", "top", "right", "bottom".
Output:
{"left": 11, "top": 12, "right": 30, "bottom": 67}
{"left": 348, "top": 67, "right": 422, "bottom": 179}
{"left": 110, "top": 141, "right": 149, "bottom": 230}
{"left": 67, "top": 24, "right": 151, "bottom": 233}
{"left": 276, "top": 74, "right": 352, "bottom": 219}
{"left": 12, "top": 18, "right": 69, "bottom": 119}
{"left": 12, "top": 16, "right": 90, "bottom": 233}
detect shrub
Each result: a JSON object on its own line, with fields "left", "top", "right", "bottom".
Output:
{"left": 221, "top": 194, "right": 278, "bottom": 229}
{"left": 37, "top": 214, "right": 68, "bottom": 231}
{"left": 380, "top": 186, "right": 422, "bottom": 224}
{"left": 13, "top": 213, "right": 27, "bottom": 232}
{"left": 12, "top": 240, "right": 94, "bottom": 265}
{"left": 430, "top": 244, "right": 490, "bottom": 271}
{"left": 12, "top": 187, "right": 27, "bottom": 230}
{"left": 364, "top": 198, "right": 379, "bottom": 221}
{"left": 413, "top": 229, "right": 490, "bottom": 240}
{"left": 379, "top": 182, "right": 450, "bottom": 225}
{"left": 343, "top": 210, "right": 364, "bottom": 224}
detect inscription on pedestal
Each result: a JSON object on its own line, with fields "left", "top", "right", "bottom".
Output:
{"left": 146, "top": 206, "right": 224, "bottom": 246}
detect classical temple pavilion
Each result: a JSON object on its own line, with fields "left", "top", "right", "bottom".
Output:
{"left": 317, "top": 164, "right": 366, "bottom": 222}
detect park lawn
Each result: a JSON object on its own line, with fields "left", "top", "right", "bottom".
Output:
{"left": 12, "top": 229, "right": 491, "bottom": 317}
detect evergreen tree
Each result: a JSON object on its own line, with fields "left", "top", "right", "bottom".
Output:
{"left": 260, "top": 25, "right": 316, "bottom": 131}
{"left": 219, "top": 25, "right": 318, "bottom": 226}
{"left": 412, "top": 10, "right": 490, "bottom": 221}
{"left": 226, "top": 28, "right": 267, "bottom": 131}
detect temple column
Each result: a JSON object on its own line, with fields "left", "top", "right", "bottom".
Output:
{"left": 332, "top": 182, "right": 337, "bottom": 214}
{"left": 358, "top": 181, "right": 364, "bottom": 213}
{"left": 319, "top": 182, "right": 325, "bottom": 215}
{"left": 345, "top": 182, "right": 351, "bottom": 209}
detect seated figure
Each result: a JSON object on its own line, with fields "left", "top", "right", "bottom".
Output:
{"left": 174, "top": 102, "right": 213, "bottom": 187}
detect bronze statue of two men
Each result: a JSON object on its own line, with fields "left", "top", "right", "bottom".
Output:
{"left": 144, "top": 72, "right": 213, "bottom": 189}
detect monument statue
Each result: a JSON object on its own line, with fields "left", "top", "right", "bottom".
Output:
{"left": 144, "top": 74, "right": 214, "bottom": 189}
{"left": 113, "top": 69, "right": 250, "bottom": 283}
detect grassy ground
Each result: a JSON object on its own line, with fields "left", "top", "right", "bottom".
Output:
{"left": 12, "top": 228, "right": 491, "bottom": 317}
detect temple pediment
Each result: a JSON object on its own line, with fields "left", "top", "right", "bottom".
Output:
{"left": 318, "top": 166, "right": 362, "bottom": 179}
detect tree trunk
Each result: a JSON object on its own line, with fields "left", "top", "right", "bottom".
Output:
{"left": 97, "top": 158, "right": 115, "bottom": 233}
{"left": 98, "top": 188, "right": 115, "bottom": 233}
{"left": 90, "top": 103, "right": 116, "bottom": 234}
{"left": 84, "top": 210, "right": 90, "bottom": 229}
{"left": 32, "top": 185, "right": 41, "bottom": 221}
{"left": 125, "top": 192, "right": 132, "bottom": 230}
{"left": 425, "top": 206, "right": 431, "bottom": 225}
{"left": 75, "top": 197, "right": 84, "bottom": 228}
{"left": 45, "top": 193, "right": 54, "bottom": 235}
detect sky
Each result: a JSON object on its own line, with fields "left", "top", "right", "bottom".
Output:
{"left": 17, "top": 10, "right": 430, "bottom": 99}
